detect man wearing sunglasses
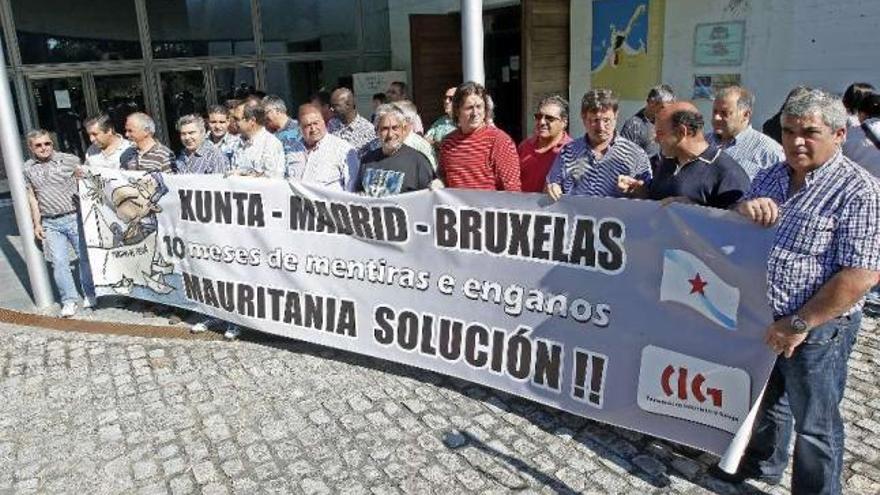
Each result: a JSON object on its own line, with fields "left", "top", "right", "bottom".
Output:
{"left": 518, "top": 95, "right": 572, "bottom": 193}
{"left": 23, "top": 129, "right": 95, "bottom": 317}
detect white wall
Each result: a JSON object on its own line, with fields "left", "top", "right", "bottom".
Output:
{"left": 569, "top": 0, "right": 880, "bottom": 137}
{"left": 387, "top": 0, "right": 519, "bottom": 89}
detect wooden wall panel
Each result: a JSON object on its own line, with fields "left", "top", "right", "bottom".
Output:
{"left": 522, "top": 0, "right": 571, "bottom": 134}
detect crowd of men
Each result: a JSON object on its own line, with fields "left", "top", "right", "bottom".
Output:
{"left": 20, "top": 77, "right": 880, "bottom": 494}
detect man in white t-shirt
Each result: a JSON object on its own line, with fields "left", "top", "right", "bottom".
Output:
{"left": 84, "top": 114, "right": 133, "bottom": 169}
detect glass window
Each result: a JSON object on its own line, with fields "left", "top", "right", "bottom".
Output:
{"left": 11, "top": 0, "right": 141, "bottom": 64}
{"left": 147, "top": 0, "right": 255, "bottom": 59}
{"left": 30, "top": 77, "right": 89, "bottom": 158}
{"left": 214, "top": 66, "right": 256, "bottom": 103}
{"left": 261, "top": 0, "right": 358, "bottom": 54}
{"left": 94, "top": 73, "right": 146, "bottom": 135}
{"left": 362, "top": 0, "right": 390, "bottom": 52}
{"left": 265, "top": 59, "right": 361, "bottom": 111}
{"left": 362, "top": 55, "right": 391, "bottom": 73}
{"left": 159, "top": 70, "right": 207, "bottom": 152}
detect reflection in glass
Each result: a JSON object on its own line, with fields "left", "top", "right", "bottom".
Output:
{"left": 362, "top": 0, "right": 391, "bottom": 52}
{"left": 261, "top": 0, "right": 358, "bottom": 54}
{"left": 214, "top": 66, "right": 256, "bottom": 103}
{"left": 94, "top": 74, "right": 146, "bottom": 134}
{"left": 11, "top": 0, "right": 141, "bottom": 64}
{"left": 31, "top": 77, "right": 88, "bottom": 158}
{"left": 147, "top": 0, "right": 255, "bottom": 58}
{"left": 160, "top": 71, "right": 207, "bottom": 152}
{"left": 265, "top": 59, "right": 360, "bottom": 110}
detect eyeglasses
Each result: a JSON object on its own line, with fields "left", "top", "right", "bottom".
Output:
{"left": 33, "top": 141, "right": 53, "bottom": 148}
{"left": 534, "top": 112, "right": 562, "bottom": 123}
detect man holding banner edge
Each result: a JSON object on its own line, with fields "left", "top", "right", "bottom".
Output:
{"left": 722, "top": 89, "right": 880, "bottom": 493}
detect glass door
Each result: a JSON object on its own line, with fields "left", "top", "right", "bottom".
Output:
{"left": 28, "top": 75, "right": 89, "bottom": 158}
{"left": 213, "top": 64, "right": 256, "bottom": 103}
{"left": 158, "top": 69, "right": 208, "bottom": 152}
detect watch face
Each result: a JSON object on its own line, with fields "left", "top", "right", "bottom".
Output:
{"left": 792, "top": 316, "right": 808, "bottom": 332}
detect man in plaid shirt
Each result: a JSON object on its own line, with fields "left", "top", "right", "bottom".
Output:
{"left": 721, "top": 89, "right": 880, "bottom": 493}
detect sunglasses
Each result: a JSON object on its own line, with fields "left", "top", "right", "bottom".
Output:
{"left": 534, "top": 113, "right": 561, "bottom": 123}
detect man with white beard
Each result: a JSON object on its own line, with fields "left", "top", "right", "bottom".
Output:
{"left": 356, "top": 104, "right": 434, "bottom": 197}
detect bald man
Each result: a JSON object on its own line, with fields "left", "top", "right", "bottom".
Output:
{"left": 618, "top": 101, "right": 749, "bottom": 208}
{"left": 121, "top": 112, "right": 175, "bottom": 172}
{"left": 290, "top": 104, "right": 360, "bottom": 192}
{"left": 330, "top": 87, "right": 376, "bottom": 157}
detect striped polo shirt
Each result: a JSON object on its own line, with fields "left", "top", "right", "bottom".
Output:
{"left": 23, "top": 152, "right": 81, "bottom": 217}
{"left": 547, "top": 133, "right": 652, "bottom": 198}
{"left": 121, "top": 142, "right": 175, "bottom": 173}
{"left": 706, "top": 126, "right": 784, "bottom": 179}
{"left": 439, "top": 125, "right": 521, "bottom": 191}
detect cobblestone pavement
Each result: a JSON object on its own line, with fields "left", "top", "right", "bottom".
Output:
{"left": 0, "top": 314, "right": 878, "bottom": 495}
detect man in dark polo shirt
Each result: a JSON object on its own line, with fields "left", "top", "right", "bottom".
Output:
{"left": 357, "top": 104, "right": 434, "bottom": 197}
{"left": 23, "top": 129, "right": 95, "bottom": 317}
{"left": 618, "top": 101, "right": 749, "bottom": 209}
{"left": 121, "top": 112, "right": 175, "bottom": 172}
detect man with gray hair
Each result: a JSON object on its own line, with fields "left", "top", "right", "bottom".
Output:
{"left": 23, "top": 129, "right": 95, "bottom": 317}
{"left": 175, "top": 114, "right": 230, "bottom": 175}
{"left": 121, "top": 112, "right": 175, "bottom": 172}
{"left": 620, "top": 84, "right": 675, "bottom": 161}
{"left": 546, "top": 88, "right": 650, "bottom": 199}
{"left": 330, "top": 87, "right": 376, "bottom": 157}
{"left": 263, "top": 94, "right": 303, "bottom": 154}
{"left": 720, "top": 89, "right": 880, "bottom": 493}
{"left": 356, "top": 104, "right": 434, "bottom": 196}
{"left": 393, "top": 100, "right": 437, "bottom": 169}
{"left": 707, "top": 85, "right": 784, "bottom": 179}
{"left": 84, "top": 114, "right": 132, "bottom": 169}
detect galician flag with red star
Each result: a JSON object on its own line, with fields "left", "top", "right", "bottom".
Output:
{"left": 659, "top": 249, "right": 740, "bottom": 330}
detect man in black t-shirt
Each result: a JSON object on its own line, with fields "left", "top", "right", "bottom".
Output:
{"left": 357, "top": 104, "right": 434, "bottom": 197}
{"left": 618, "top": 102, "right": 749, "bottom": 209}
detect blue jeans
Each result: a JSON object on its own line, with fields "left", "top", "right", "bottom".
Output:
{"left": 743, "top": 313, "right": 861, "bottom": 495}
{"left": 43, "top": 213, "right": 95, "bottom": 304}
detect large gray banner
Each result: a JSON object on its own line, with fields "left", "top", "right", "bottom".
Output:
{"left": 79, "top": 169, "right": 777, "bottom": 457}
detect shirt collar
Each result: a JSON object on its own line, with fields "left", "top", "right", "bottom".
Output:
{"left": 694, "top": 143, "right": 722, "bottom": 164}
{"left": 194, "top": 140, "right": 213, "bottom": 157}
{"left": 802, "top": 150, "right": 844, "bottom": 186}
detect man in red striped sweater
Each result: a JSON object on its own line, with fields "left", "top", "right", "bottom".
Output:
{"left": 439, "top": 82, "right": 522, "bottom": 191}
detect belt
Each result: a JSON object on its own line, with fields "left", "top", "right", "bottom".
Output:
{"left": 41, "top": 211, "right": 76, "bottom": 220}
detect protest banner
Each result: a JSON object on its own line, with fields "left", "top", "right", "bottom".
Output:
{"left": 78, "top": 169, "right": 777, "bottom": 459}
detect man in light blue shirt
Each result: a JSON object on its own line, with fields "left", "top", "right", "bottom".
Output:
{"left": 707, "top": 85, "right": 784, "bottom": 180}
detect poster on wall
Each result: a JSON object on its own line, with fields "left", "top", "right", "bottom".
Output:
{"left": 694, "top": 22, "right": 746, "bottom": 66}
{"left": 352, "top": 71, "right": 407, "bottom": 119}
{"left": 590, "top": 0, "right": 666, "bottom": 100}
{"left": 693, "top": 73, "right": 742, "bottom": 99}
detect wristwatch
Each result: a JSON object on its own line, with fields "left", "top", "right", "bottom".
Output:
{"left": 789, "top": 314, "right": 810, "bottom": 334}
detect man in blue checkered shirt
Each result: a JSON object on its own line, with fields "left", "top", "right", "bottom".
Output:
{"left": 719, "top": 89, "right": 880, "bottom": 493}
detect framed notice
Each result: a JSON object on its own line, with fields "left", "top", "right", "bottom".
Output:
{"left": 693, "top": 73, "right": 742, "bottom": 100}
{"left": 693, "top": 21, "right": 745, "bottom": 66}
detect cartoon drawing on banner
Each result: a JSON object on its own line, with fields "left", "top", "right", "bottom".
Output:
{"left": 80, "top": 170, "right": 174, "bottom": 295}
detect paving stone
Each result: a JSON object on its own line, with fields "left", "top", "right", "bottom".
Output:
{"left": 0, "top": 318, "right": 876, "bottom": 494}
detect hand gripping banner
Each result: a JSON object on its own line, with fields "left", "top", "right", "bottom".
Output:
{"left": 78, "top": 169, "right": 777, "bottom": 459}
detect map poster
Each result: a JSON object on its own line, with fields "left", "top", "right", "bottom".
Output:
{"left": 591, "top": 0, "right": 666, "bottom": 100}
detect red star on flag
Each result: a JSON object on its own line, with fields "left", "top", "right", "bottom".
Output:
{"left": 689, "top": 273, "right": 708, "bottom": 295}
